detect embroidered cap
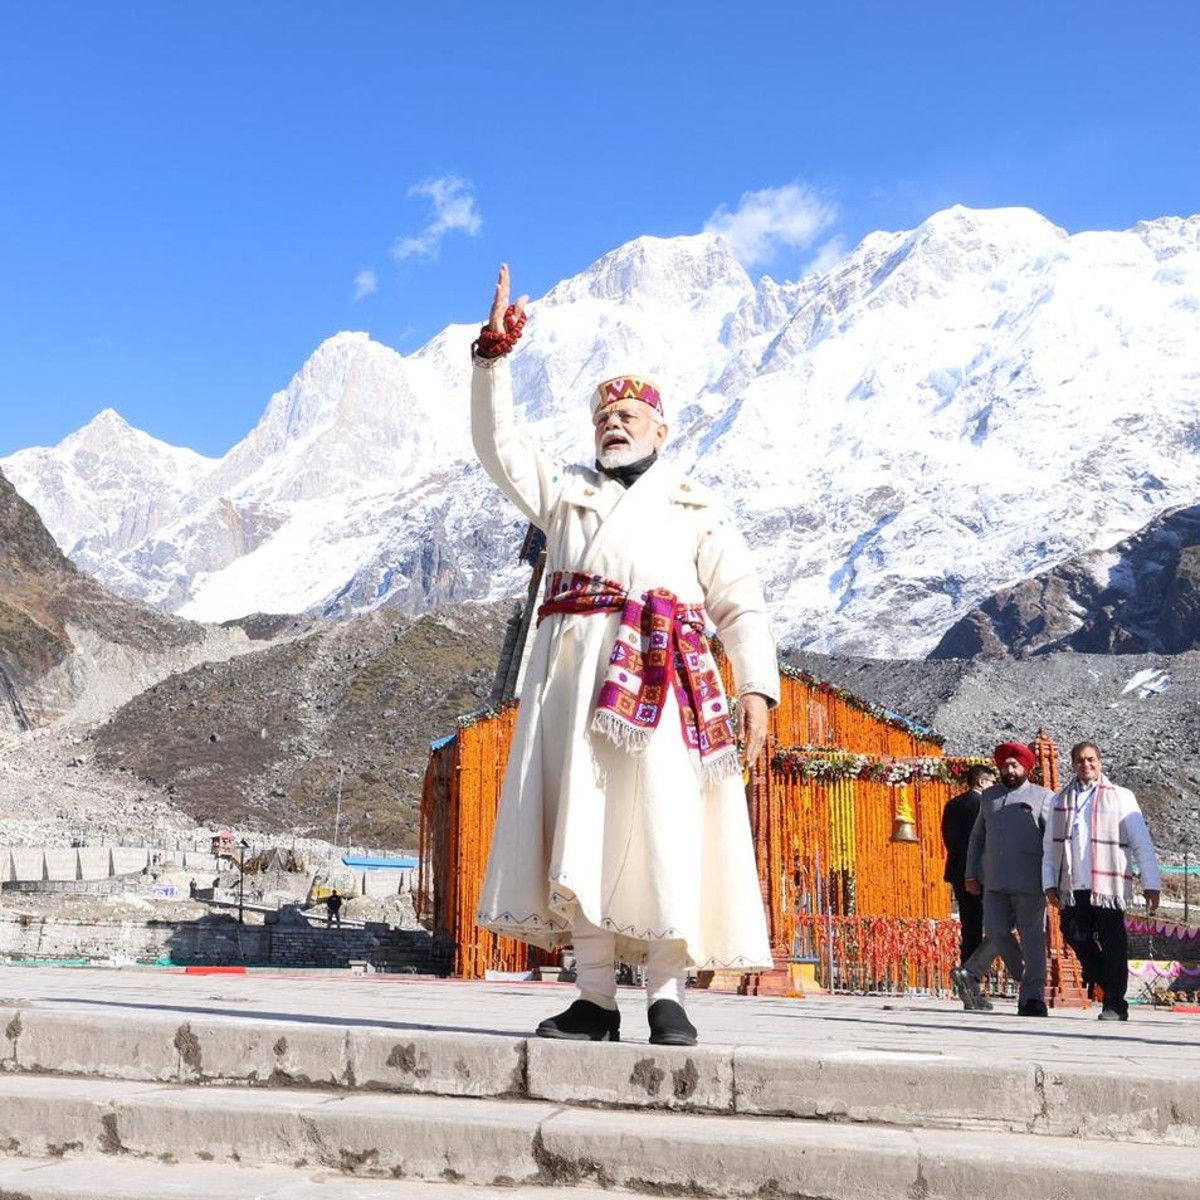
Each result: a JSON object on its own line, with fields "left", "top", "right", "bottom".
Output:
{"left": 591, "top": 375, "right": 664, "bottom": 419}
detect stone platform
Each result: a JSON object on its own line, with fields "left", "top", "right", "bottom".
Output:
{"left": 0, "top": 965, "right": 1196, "bottom": 1199}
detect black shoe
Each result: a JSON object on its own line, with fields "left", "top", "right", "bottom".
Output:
{"left": 536, "top": 999, "right": 620, "bottom": 1042}
{"left": 647, "top": 999, "right": 698, "bottom": 1047}
{"left": 1018, "top": 997, "right": 1048, "bottom": 1017}
{"left": 950, "top": 966, "right": 992, "bottom": 1011}
{"left": 1097, "top": 1007, "right": 1129, "bottom": 1022}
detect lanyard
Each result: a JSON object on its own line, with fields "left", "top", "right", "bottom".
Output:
{"left": 1073, "top": 783, "right": 1096, "bottom": 818}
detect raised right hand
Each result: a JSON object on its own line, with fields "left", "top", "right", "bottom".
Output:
{"left": 489, "top": 263, "right": 528, "bottom": 333}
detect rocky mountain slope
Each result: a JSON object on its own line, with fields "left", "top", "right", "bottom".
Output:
{"left": 1, "top": 599, "right": 509, "bottom": 855}
{"left": 0, "top": 468, "right": 243, "bottom": 735}
{"left": 0, "top": 462, "right": 500, "bottom": 852}
{"left": 87, "top": 602, "right": 509, "bottom": 850}
{"left": 6, "top": 611, "right": 1192, "bottom": 856}
{"left": 5, "top": 206, "right": 1200, "bottom": 658}
{"left": 931, "top": 502, "right": 1200, "bottom": 658}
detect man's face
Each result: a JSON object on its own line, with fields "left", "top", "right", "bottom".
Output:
{"left": 1072, "top": 746, "right": 1102, "bottom": 785}
{"left": 998, "top": 757, "right": 1028, "bottom": 789}
{"left": 976, "top": 771, "right": 997, "bottom": 793}
{"left": 594, "top": 401, "right": 667, "bottom": 468}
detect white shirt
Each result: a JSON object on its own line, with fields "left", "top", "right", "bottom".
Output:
{"left": 1067, "top": 781, "right": 1097, "bottom": 882}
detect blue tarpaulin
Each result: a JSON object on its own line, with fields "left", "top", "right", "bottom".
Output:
{"left": 341, "top": 855, "right": 419, "bottom": 870}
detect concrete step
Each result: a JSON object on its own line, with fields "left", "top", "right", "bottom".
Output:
{"left": 0, "top": 1074, "right": 1196, "bottom": 1200}
{"left": 3, "top": 1003, "right": 1197, "bottom": 1146}
{"left": 0, "top": 1155, "right": 625, "bottom": 1199}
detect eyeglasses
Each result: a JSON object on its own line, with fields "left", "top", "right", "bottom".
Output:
{"left": 593, "top": 403, "right": 652, "bottom": 428}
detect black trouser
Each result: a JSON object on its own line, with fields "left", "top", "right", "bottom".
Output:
{"left": 951, "top": 880, "right": 984, "bottom": 964}
{"left": 1059, "top": 890, "right": 1129, "bottom": 1015}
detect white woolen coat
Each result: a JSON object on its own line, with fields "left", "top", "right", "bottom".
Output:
{"left": 472, "top": 359, "right": 779, "bottom": 969}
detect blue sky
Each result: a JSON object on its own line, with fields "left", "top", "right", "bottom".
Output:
{"left": 1, "top": 2, "right": 1196, "bottom": 458}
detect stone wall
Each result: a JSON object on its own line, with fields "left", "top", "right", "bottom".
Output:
{"left": 0, "top": 913, "right": 442, "bottom": 972}
{"left": 0, "top": 913, "right": 267, "bottom": 965}
{"left": 1, "top": 847, "right": 415, "bottom": 894}
{"left": 1, "top": 846, "right": 220, "bottom": 883}
{"left": 3, "top": 876, "right": 157, "bottom": 896}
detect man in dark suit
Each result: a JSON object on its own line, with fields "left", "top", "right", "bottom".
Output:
{"left": 941, "top": 764, "right": 996, "bottom": 965}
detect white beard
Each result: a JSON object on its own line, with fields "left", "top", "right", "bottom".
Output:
{"left": 598, "top": 430, "right": 657, "bottom": 469}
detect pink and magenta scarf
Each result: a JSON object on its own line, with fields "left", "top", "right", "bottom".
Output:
{"left": 537, "top": 571, "right": 740, "bottom": 782}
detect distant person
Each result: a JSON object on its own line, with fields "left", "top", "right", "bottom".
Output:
{"left": 951, "top": 743, "right": 1052, "bottom": 1016}
{"left": 1043, "top": 741, "right": 1162, "bottom": 1022}
{"left": 941, "top": 764, "right": 997, "bottom": 965}
{"left": 188, "top": 878, "right": 197, "bottom": 899}
{"left": 325, "top": 889, "right": 343, "bottom": 928}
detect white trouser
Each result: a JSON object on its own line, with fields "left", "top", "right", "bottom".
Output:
{"left": 571, "top": 915, "right": 689, "bottom": 1009}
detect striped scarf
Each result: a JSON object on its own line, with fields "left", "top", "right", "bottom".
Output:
{"left": 537, "top": 571, "right": 740, "bottom": 782}
{"left": 1048, "top": 776, "right": 1131, "bottom": 909}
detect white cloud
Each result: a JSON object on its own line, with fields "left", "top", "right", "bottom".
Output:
{"left": 353, "top": 269, "right": 378, "bottom": 300}
{"left": 803, "top": 236, "right": 848, "bottom": 278}
{"left": 392, "top": 176, "right": 483, "bottom": 261}
{"left": 705, "top": 183, "right": 838, "bottom": 269}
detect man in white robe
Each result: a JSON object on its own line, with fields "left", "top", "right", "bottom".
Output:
{"left": 471, "top": 265, "right": 779, "bottom": 1046}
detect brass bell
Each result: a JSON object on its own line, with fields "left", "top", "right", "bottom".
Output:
{"left": 890, "top": 782, "right": 918, "bottom": 843}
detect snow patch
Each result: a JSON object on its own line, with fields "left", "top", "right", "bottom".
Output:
{"left": 1120, "top": 668, "right": 1171, "bottom": 699}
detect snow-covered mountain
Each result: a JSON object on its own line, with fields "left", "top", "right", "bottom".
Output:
{"left": 3, "top": 410, "right": 217, "bottom": 597}
{"left": 5, "top": 205, "right": 1200, "bottom": 656}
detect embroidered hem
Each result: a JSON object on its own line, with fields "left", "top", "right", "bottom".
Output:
{"left": 475, "top": 908, "right": 772, "bottom": 970}
{"left": 476, "top": 868, "right": 772, "bottom": 969}
{"left": 590, "top": 708, "right": 654, "bottom": 755}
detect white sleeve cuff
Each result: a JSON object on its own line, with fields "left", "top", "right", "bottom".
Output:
{"left": 738, "top": 682, "right": 781, "bottom": 708}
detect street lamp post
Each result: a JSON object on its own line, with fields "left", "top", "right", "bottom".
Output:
{"left": 333, "top": 764, "right": 344, "bottom": 854}
{"left": 237, "top": 838, "right": 249, "bottom": 925}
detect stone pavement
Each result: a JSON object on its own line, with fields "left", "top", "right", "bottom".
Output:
{"left": 2, "top": 963, "right": 1192, "bottom": 1073}
{"left": 0, "top": 965, "right": 1197, "bottom": 1199}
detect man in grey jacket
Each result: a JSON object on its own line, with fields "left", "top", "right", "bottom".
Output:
{"left": 950, "top": 742, "right": 1053, "bottom": 1016}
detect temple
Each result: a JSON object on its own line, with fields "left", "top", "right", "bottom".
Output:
{"left": 419, "top": 528, "right": 1085, "bottom": 1002}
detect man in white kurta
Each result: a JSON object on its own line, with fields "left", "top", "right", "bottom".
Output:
{"left": 471, "top": 266, "right": 779, "bottom": 1046}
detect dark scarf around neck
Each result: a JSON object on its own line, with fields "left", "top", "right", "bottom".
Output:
{"left": 596, "top": 450, "right": 658, "bottom": 488}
